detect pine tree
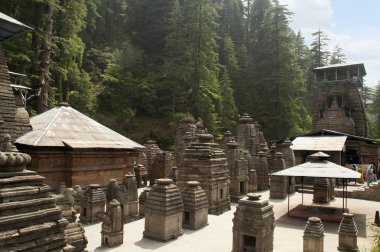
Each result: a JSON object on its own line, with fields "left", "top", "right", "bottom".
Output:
{"left": 330, "top": 44, "right": 347, "bottom": 64}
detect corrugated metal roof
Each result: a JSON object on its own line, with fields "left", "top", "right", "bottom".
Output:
{"left": 291, "top": 136, "right": 347, "bottom": 151}
{"left": 0, "top": 12, "right": 32, "bottom": 42}
{"left": 272, "top": 160, "right": 361, "bottom": 179}
{"left": 15, "top": 104, "right": 144, "bottom": 150}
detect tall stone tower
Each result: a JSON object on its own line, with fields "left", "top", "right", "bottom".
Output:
{"left": 311, "top": 63, "right": 368, "bottom": 137}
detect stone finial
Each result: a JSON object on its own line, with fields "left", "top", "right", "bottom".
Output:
{"left": 238, "top": 113, "right": 253, "bottom": 124}
{"left": 338, "top": 213, "right": 358, "bottom": 251}
{"left": 197, "top": 133, "right": 214, "bottom": 143}
{"left": 303, "top": 217, "right": 324, "bottom": 252}
{"left": 246, "top": 193, "right": 261, "bottom": 201}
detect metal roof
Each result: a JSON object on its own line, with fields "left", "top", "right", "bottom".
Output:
{"left": 0, "top": 12, "right": 32, "bottom": 42}
{"left": 291, "top": 136, "right": 347, "bottom": 151}
{"left": 272, "top": 160, "right": 361, "bottom": 179}
{"left": 15, "top": 103, "right": 144, "bottom": 150}
{"left": 313, "top": 63, "right": 366, "bottom": 75}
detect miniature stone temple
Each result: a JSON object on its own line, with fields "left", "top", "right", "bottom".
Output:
{"left": 134, "top": 163, "right": 148, "bottom": 188}
{"left": 121, "top": 173, "right": 139, "bottom": 221}
{"left": 338, "top": 213, "right": 358, "bottom": 251}
{"left": 181, "top": 181, "right": 209, "bottom": 230}
{"left": 139, "top": 187, "right": 150, "bottom": 217}
{"left": 221, "top": 130, "right": 235, "bottom": 149}
{"left": 177, "top": 133, "right": 231, "bottom": 215}
{"left": 224, "top": 140, "right": 249, "bottom": 202}
{"left": 254, "top": 151, "right": 269, "bottom": 191}
{"left": 270, "top": 152, "right": 288, "bottom": 199}
{"left": 73, "top": 184, "right": 84, "bottom": 212}
{"left": 275, "top": 138, "right": 296, "bottom": 167}
{"left": 232, "top": 193, "right": 275, "bottom": 252}
{"left": 101, "top": 199, "right": 124, "bottom": 247}
{"left": 80, "top": 184, "right": 106, "bottom": 224}
{"left": 313, "top": 178, "right": 331, "bottom": 204}
{"left": 55, "top": 188, "right": 88, "bottom": 251}
{"left": 312, "top": 63, "right": 368, "bottom": 137}
{"left": 144, "top": 179, "right": 184, "bottom": 241}
{"left": 150, "top": 151, "right": 174, "bottom": 185}
{"left": 143, "top": 139, "right": 162, "bottom": 175}
{"left": 303, "top": 217, "right": 324, "bottom": 252}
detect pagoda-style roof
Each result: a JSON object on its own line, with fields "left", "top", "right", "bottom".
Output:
{"left": 0, "top": 12, "right": 32, "bottom": 42}
{"left": 15, "top": 103, "right": 144, "bottom": 150}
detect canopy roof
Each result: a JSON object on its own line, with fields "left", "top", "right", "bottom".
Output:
{"left": 272, "top": 160, "right": 361, "bottom": 179}
{"left": 291, "top": 136, "right": 347, "bottom": 151}
{"left": 16, "top": 103, "right": 144, "bottom": 150}
{"left": 0, "top": 12, "right": 32, "bottom": 42}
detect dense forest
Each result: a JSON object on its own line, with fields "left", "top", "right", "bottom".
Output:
{"left": 1, "top": 0, "right": 379, "bottom": 148}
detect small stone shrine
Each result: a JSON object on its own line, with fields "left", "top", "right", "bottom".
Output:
{"left": 232, "top": 193, "right": 275, "bottom": 252}
{"left": 275, "top": 138, "right": 296, "bottom": 167}
{"left": 121, "top": 173, "right": 139, "bottom": 221}
{"left": 139, "top": 187, "right": 150, "bottom": 217}
{"left": 221, "top": 130, "right": 235, "bottom": 149}
{"left": 270, "top": 152, "right": 288, "bottom": 199}
{"left": 101, "top": 199, "right": 124, "bottom": 247}
{"left": 80, "top": 184, "right": 106, "bottom": 224}
{"left": 144, "top": 179, "right": 184, "bottom": 241}
{"left": 181, "top": 181, "right": 209, "bottom": 230}
{"left": 55, "top": 188, "right": 88, "bottom": 251}
{"left": 303, "top": 217, "right": 324, "bottom": 252}
{"left": 134, "top": 163, "right": 148, "bottom": 188}
{"left": 143, "top": 140, "right": 162, "bottom": 175}
{"left": 254, "top": 151, "right": 269, "bottom": 191}
{"left": 150, "top": 151, "right": 174, "bottom": 185}
{"left": 313, "top": 178, "right": 331, "bottom": 204}
{"left": 224, "top": 140, "right": 249, "bottom": 202}
{"left": 177, "top": 133, "right": 230, "bottom": 215}
{"left": 338, "top": 213, "right": 358, "bottom": 251}
{"left": 73, "top": 184, "right": 83, "bottom": 212}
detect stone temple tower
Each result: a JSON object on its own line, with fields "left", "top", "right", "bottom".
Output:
{"left": 311, "top": 63, "right": 368, "bottom": 137}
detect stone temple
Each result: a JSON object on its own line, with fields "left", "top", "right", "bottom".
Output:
{"left": 312, "top": 63, "right": 368, "bottom": 137}
{"left": 177, "top": 133, "right": 231, "bottom": 215}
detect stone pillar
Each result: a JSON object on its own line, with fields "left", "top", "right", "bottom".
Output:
{"left": 169, "top": 166, "right": 179, "bottom": 184}
{"left": 248, "top": 169, "right": 258, "bottom": 192}
{"left": 329, "top": 178, "right": 335, "bottom": 200}
{"left": 303, "top": 217, "right": 324, "bottom": 252}
{"left": 139, "top": 188, "right": 150, "bottom": 217}
{"left": 80, "top": 184, "right": 106, "bottom": 224}
{"left": 313, "top": 178, "right": 331, "bottom": 203}
{"left": 144, "top": 179, "right": 184, "bottom": 241}
{"left": 181, "top": 181, "right": 209, "bottom": 230}
{"left": 101, "top": 199, "right": 124, "bottom": 247}
{"left": 232, "top": 193, "right": 275, "bottom": 252}
{"left": 338, "top": 213, "right": 358, "bottom": 251}
{"left": 122, "top": 173, "right": 139, "bottom": 222}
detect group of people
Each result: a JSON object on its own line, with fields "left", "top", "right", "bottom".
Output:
{"left": 353, "top": 162, "right": 379, "bottom": 186}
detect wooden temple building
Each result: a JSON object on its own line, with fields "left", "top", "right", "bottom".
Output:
{"left": 15, "top": 103, "right": 144, "bottom": 189}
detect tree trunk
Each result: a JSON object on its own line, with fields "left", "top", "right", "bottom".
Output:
{"left": 36, "top": 2, "right": 54, "bottom": 114}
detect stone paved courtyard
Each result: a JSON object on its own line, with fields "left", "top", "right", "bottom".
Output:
{"left": 85, "top": 188, "right": 379, "bottom": 251}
